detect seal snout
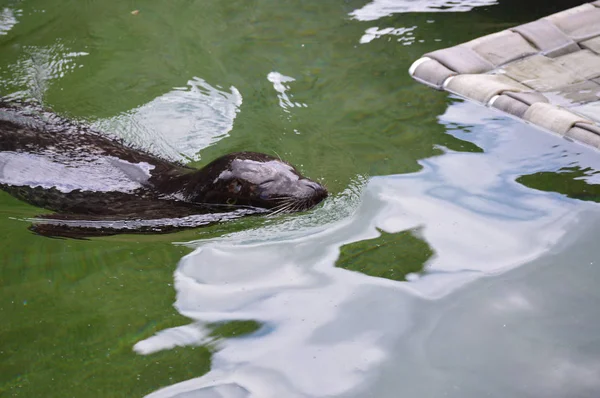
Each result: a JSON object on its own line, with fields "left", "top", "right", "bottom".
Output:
{"left": 299, "top": 178, "right": 328, "bottom": 206}
{"left": 302, "top": 179, "right": 323, "bottom": 192}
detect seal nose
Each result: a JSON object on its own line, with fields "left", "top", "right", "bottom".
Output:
{"left": 301, "top": 178, "right": 328, "bottom": 203}
{"left": 303, "top": 179, "right": 323, "bottom": 192}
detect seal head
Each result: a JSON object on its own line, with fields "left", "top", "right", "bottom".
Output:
{"left": 178, "top": 152, "right": 327, "bottom": 214}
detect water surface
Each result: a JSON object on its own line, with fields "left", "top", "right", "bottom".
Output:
{"left": 1, "top": 0, "right": 599, "bottom": 397}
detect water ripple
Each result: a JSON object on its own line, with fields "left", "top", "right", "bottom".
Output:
{"left": 0, "top": 7, "right": 20, "bottom": 36}
{"left": 140, "top": 99, "right": 600, "bottom": 397}
{"left": 94, "top": 77, "right": 242, "bottom": 162}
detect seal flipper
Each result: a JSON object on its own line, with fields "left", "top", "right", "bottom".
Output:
{"left": 28, "top": 217, "right": 189, "bottom": 239}
{"left": 5, "top": 184, "right": 267, "bottom": 238}
{"left": 29, "top": 206, "right": 267, "bottom": 238}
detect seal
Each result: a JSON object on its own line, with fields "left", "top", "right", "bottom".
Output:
{"left": 0, "top": 102, "right": 327, "bottom": 238}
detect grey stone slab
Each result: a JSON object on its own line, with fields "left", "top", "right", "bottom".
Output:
{"left": 512, "top": 19, "right": 579, "bottom": 57}
{"left": 555, "top": 49, "right": 600, "bottom": 79}
{"left": 410, "top": 58, "right": 456, "bottom": 89}
{"left": 524, "top": 102, "right": 593, "bottom": 134}
{"left": 573, "top": 121, "right": 600, "bottom": 135}
{"left": 566, "top": 126, "right": 600, "bottom": 147}
{"left": 503, "top": 91, "right": 549, "bottom": 105}
{"left": 544, "top": 4, "right": 600, "bottom": 41}
{"left": 543, "top": 44, "right": 582, "bottom": 58}
{"left": 490, "top": 94, "right": 530, "bottom": 118}
{"left": 409, "top": 2, "right": 600, "bottom": 150}
{"left": 544, "top": 80, "right": 600, "bottom": 107}
{"left": 426, "top": 45, "right": 494, "bottom": 74}
{"left": 465, "top": 30, "right": 538, "bottom": 67}
{"left": 570, "top": 101, "right": 600, "bottom": 123}
{"left": 501, "top": 54, "right": 584, "bottom": 91}
{"left": 579, "top": 36, "right": 600, "bottom": 54}
{"left": 445, "top": 74, "right": 529, "bottom": 104}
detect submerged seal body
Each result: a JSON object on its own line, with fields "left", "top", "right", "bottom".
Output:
{"left": 0, "top": 102, "right": 327, "bottom": 237}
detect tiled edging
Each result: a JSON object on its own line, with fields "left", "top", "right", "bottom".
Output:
{"left": 409, "top": 2, "right": 600, "bottom": 149}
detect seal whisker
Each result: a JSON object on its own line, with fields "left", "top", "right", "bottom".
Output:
{"left": 269, "top": 197, "right": 295, "bottom": 210}
{"left": 270, "top": 198, "right": 292, "bottom": 208}
{"left": 267, "top": 201, "right": 296, "bottom": 217}
{"left": 190, "top": 202, "right": 266, "bottom": 212}
{"left": 268, "top": 205, "right": 291, "bottom": 216}
{"left": 272, "top": 196, "right": 294, "bottom": 204}
{"left": 272, "top": 150, "right": 283, "bottom": 162}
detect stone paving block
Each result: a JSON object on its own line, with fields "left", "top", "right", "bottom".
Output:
{"left": 544, "top": 4, "right": 600, "bottom": 41}
{"left": 489, "top": 94, "right": 530, "bottom": 118}
{"left": 502, "top": 54, "right": 584, "bottom": 91}
{"left": 491, "top": 91, "right": 550, "bottom": 118}
{"left": 580, "top": 36, "right": 600, "bottom": 54}
{"left": 570, "top": 101, "right": 600, "bottom": 123}
{"left": 503, "top": 91, "right": 549, "bottom": 105}
{"left": 465, "top": 30, "right": 538, "bottom": 66}
{"left": 409, "top": 58, "right": 456, "bottom": 89}
{"left": 555, "top": 49, "right": 600, "bottom": 79}
{"left": 544, "top": 80, "right": 600, "bottom": 106}
{"left": 574, "top": 121, "right": 600, "bottom": 135}
{"left": 524, "top": 102, "right": 593, "bottom": 134}
{"left": 546, "top": 3, "right": 596, "bottom": 18}
{"left": 425, "top": 45, "right": 494, "bottom": 74}
{"left": 410, "top": 2, "right": 600, "bottom": 149}
{"left": 566, "top": 126, "right": 600, "bottom": 147}
{"left": 512, "top": 19, "right": 579, "bottom": 57}
{"left": 445, "top": 74, "right": 529, "bottom": 104}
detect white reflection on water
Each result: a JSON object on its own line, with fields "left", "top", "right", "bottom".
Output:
{"left": 94, "top": 77, "right": 242, "bottom": 162}
{"left": 141, "top": 100, "right": 600, "bottom": 397}
{"left": 267, "top": 71, "right": 307, "bottom": 113}
{"left": 1, "top": 41, "right": 88, "bottom": 101}
{"left": 350, "top": 0, "right": 497, "bottom": 21}
{"left": 1, "top": 41, "right": 241, "bottom": 162}
{"left": 3, "top": 46, "right": 241, "bottom": 162}
{"left": 0, "top": 7, "right": 20, "bottom": 35}
{"left": 359, "top": 26, "right": 416, "bottom": 45}
{"left": 367, "top": 209, "right": 600, "bottom": 398}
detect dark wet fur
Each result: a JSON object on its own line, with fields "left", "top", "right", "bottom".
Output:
{"left": 0, "top": 101, "right": 327, "bottom": 238}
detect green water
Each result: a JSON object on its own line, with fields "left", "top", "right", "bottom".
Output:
{"left": 336, "top": 229, "right": 433, "bottom": 281}
{"left": 1, "top": 0, "right": 597, "bottom": 397}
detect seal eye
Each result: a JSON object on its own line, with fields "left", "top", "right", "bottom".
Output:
{"left": 259, "top": 179, "right": 275, "bottom": 200}
{"left": 260, "top": 179, "right": 275, "bottom": 187}
{"left": 226, "top": 197, "right": 237, "bottom": 205}
{"left": 228, "top": 181, "right": 242, "bottom": 194}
